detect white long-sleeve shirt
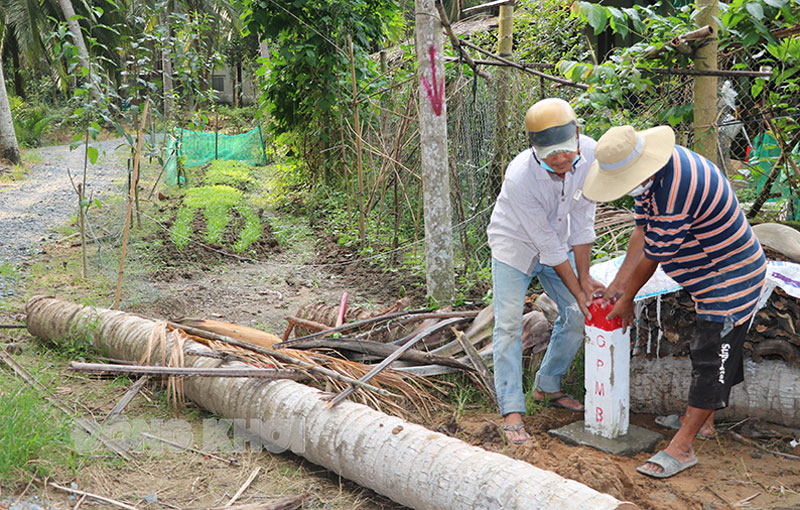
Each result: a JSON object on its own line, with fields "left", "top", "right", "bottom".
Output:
{"left": 487, "top": 134, "right": 597, "bottom": 275}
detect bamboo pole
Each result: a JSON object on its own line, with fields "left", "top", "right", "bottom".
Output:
{"left": 113, "top": 98, "right": 150, "bottom": 310}
{"left": 489, "top": 0, "right": 514, "bottom": 201}
{"left": 349, "top": 36, "right": 366, "bottom": 245}
{"left": 693, "top": 1, "right": 719, "bottom": 165}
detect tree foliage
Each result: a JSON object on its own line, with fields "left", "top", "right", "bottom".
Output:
{"left": 241, "top": 0, "right": 402, "bottom": 135}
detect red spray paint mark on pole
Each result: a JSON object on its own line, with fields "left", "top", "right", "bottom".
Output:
{"left": 421, "top": 45, "right": 444, "bottom": 116}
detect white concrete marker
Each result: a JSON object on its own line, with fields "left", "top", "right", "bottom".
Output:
{"left": 584, "top": 300, "right": 630, "bottom": 439}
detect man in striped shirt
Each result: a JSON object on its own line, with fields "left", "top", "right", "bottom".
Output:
{"left": 583, "top": 125, "right": 766, "bottom": 479}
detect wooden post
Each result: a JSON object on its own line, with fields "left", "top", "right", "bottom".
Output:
{"left": 113, "top": 98, "right": 150, "bottom": 309}
{"left": 415, "top": 0, "right": 455, "bottom": 305}
{"left": 489, "top": 2, "right": 514, "bottom": 200}
{"left": 693, "top": 0, "right": 719, "bottom": 168}
{"left": 348, "top": 36, "right": 366, "bottom": 245}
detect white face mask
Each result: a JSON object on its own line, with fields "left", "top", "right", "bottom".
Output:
{"left": 627, "top": 179, "right": 653, "bottom": 197}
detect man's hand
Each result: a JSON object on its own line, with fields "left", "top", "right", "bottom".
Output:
{"left": 606, "top": 296, "right": 635, "bottom": 333}
{"left": 580, "top": 276, "right": 606, "bottom": 307}
{"left": 599, "top": 280, "right": 625, "bottom": 307}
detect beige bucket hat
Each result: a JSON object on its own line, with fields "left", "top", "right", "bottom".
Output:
{"left": 583, "top": 125, "right": 675, "bottom": 202}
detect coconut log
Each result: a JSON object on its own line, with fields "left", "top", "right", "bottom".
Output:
{"left": 630, "top": 356, "right": 800, "bottom": 427}
{"left": 25, "top": 296, "right": 635, "bottom": 510}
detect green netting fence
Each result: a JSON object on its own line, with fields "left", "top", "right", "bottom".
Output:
{"left": 165, "top": 126, "right": 267, "bottom": 186}
{"left": 748, "top": 132, "right": 800, "bottom": 220}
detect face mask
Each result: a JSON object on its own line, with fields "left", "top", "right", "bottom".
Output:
{"left": 540, "top": 154, "right": 580, "bottom": 173}
{"left": 627, "top": 179, "right": 653, "bottom": 197}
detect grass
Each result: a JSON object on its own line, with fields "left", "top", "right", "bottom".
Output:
{"left": 0, "top": 375, "right": 75, "bottom": 481}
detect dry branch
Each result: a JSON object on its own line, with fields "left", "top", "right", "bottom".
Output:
{"left": 103, "top": 376, "right": 148, "bottom": 424}
{"left": 286, "top": 337, "right": 474, "bottom": 370}
{"left": 69, "top": 362, "right": 309, "bottom": 380}
{"left": 49, "top": 482, "right": 140, "bottom": 510}
{"left": 224, "top": 467, "right": 261, "bottom": 507}
{"left": 277, "top": 309, "right": 478, "bottom": 347}
{"left": 329, "top": 318, "right": 463, "bottom": 407}
{"left": 166, "top": 322, "right": 399, "bottom": 398}
{"left": 140, "top": 432, "right": 238, "bottom": 465}
{"left": 434, "top": 0, "right": 490, "bottom": 79}
{"left": 456, "top": 38, "right": 588, "bottom": 89}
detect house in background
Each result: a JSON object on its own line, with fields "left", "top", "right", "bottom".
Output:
{"left": 211, "top": 63, "right": 259, "bottom": 106}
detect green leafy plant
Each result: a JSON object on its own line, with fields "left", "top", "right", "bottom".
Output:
{"left": 0, "top": 378, "right": 73, "bottom": 481}
{"left": 170, "top": 162, "right": 265, "bottom": 251}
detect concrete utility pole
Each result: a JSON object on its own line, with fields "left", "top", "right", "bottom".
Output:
{"left": 415, "top": 0, "right": 455, "bottom": 305}
{"left": 693, "top": 0, "right": 719, "bottom": 167}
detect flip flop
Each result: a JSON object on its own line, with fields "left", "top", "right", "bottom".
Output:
{"left": 655, "top": 414, "right": 714, "bottom": 439}
{"left": 501, "top": 422, "right": 530, "bottom": 445}
{"left": 636, "top": 450, "right": 698, "bottom": 479}
{"left": 533, "top": 394, "right": 584, "bottom": 412}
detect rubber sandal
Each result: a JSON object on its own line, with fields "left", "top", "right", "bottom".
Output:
{"left": 501, "top": 422, "right": 530, "bottom": 445}
{"left": 533, "top": 394, "right": 584, "bottom": 412}
{"left": 655, "top": 414, "right": 714, "bottom": 439}
{"left": 636, "top": 450, "right": 698, "bottom": 479}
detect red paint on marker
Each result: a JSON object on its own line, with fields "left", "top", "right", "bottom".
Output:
{"left": 585, "top": 298, "right": 623, "bottom": 331}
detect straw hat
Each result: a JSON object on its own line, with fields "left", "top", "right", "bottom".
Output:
{"left": 583, "top": 125, "right": 675, "bottom": 202}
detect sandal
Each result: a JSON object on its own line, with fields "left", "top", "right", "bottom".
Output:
{"left": 655, "top": 414, "right": 714, "bottom": 439}
{"left": 502, "top": 422, "right": 530, "bottom": 445}
{"left": 533, "top": 393, "right": 585, "bottom": 412}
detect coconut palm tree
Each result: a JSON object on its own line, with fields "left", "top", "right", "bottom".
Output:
{"left": 0, "top": 58, "right": 21, "bottom": 164}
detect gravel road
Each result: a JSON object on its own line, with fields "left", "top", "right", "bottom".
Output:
{"left": 0, "top": 139, "right": 125, "bottom": 297}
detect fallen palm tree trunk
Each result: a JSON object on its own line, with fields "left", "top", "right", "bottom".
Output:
{"left": 630, "top": 356, "right": 800, "bottom": 427}
{"left": 26, "top": 296, "right": 636, "bottom": 510}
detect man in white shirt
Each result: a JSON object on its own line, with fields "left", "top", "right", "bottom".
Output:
{"left": 487, "top": 98, "right": 603, "bottom": 444}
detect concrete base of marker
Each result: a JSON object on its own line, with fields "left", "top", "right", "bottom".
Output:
{"left": 549, "top": 421, "right": 663, "bottom": 457}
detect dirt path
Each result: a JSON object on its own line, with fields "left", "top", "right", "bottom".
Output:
{"left": 0, "top": 141, "right": 123, "bottom": 298}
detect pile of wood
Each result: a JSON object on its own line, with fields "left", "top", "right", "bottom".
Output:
{"left": 634, "top": 287, "right": 799, "bottom": 366}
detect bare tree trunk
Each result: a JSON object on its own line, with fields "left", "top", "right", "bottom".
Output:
{"left": 25, "top": 296, "right": 636, "bottom": 510}
{"left": 415, "top": 0, "right": 455, "bottom": 305}
{"left": 58, "top": 0, "right": 100, "bottom": 98}
{"left": 0, "top": 60, "right": 21, "bottom": 165}
{"left": 693, "top": 0, "right": 718, "bottom": 165}
{"left": 631, "top": 356, "right": 800, "bottom": 427}
{"left": 5, "top": 35, "right": 25, "bottom": 98}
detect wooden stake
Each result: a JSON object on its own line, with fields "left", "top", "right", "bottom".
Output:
{"left": 348, "top": 35, "right": 366, "bottom": 245}
{"left": 114, "top": 98, "right": 150, "bottom": 309}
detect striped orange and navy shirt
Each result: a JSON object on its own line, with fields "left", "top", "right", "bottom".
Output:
{"left": 634, "top": 145, "right": 767, "bottom": 325}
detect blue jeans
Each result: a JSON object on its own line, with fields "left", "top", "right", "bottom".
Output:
{"left": 491, "top": 256, "right": 585, "bottom": 416}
